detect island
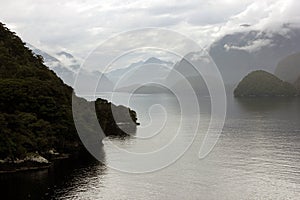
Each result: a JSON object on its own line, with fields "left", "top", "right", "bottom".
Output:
{"left": 234, "top": 70, "right": 297, "bottom": 97}
{"left": 0, "top": 23, "right": 139, "bottom": 173}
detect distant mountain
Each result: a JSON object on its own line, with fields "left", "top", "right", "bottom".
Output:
{"left": 167, "top": 25, "right": 300, "bottom": 93}
{"left": 56, "top": 51, "right": 75, "bottom": 59}
{"left": 166, "top": 53, "right": 199, "bottom": 81}
{"left": 171, "top": 75, "right": 215, "bottom": 96}
{"left": 55, "top": 51, "right": 81, "bottom": 71}
{"left": 274, "top": 52, "right": 300, "bottom": 83}
{"left": 26, "top": 44, "right": 60, "bottom": 63}
{"left": 209, "top": 25, "right": 300, "bottom": 85}
{"left": 75, "top": 69, "right": 114, "bottom": 95}
{"left": 115, "top": 83, "right": 172, "bottom": 94}
{"left": 234, "top": 70, "right": 297, "bottom": 97}
{"left": 27, "top": 45, "right": 113, "bottom": 93}
{"left": 26, "top": 44, "right": 77, "bottom": 86}
{"left": 106, "top": 57, "right": 173, "bottom": 88}
{"left": 165, "top": 51, "right": 222, "bottom": 95}
{"left": 295, "top": 77, "right": 300, "bottom": 94}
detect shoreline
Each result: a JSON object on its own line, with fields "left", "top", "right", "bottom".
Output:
{"left": 0, "top": 153, "right": 71, "bottom": 174}
{"left": 0, "top": 163, "right": 52, "bottom": 174}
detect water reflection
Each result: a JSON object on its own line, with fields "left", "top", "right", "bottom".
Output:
{"left": 235, "top": 97, "right": 296, "bottom": 112}
{"left": 0, "top": 149, "right": 106, "bottom": 200}
{"left": 1, "top": 95, "right": 300, "bottom": 199}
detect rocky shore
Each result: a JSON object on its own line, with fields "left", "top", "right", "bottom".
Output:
{"left": 0, "top": 151, "right": 69, "bottom": 173}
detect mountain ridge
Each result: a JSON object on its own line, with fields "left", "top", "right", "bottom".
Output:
{"left": 275, "top": 52, "right": 300, "bottom": 83}
{"left": 0, "top": 23, "right": 138, "bottom": 164}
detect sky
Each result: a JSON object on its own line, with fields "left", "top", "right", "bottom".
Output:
{"left": 1, "top": 0, "right": 300, "bottom": 67}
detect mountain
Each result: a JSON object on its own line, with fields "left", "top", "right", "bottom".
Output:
{"left": 26, "top": 45, "right": 80, "bottom": 71}
{"left": 105, "top": 57, "right": 173, "bottom": 88}
{"left": 26, "top": 44, "right": 77, "bottom": 85}
{"left": 0, "top": 23, "right": 138, "bottom": 163}
{"left": 274, "top": 52, "right": 300, "bottom": 83}
{"left": 209, "top": 25, "right": 300, "bottom": 85}
{"left": 115, "top": 83, "right": 172, "bottom": 94}
{"left": 171, "top": 75, "right": 215, "bottom": 96}
{"left": 75, "top": 69, "right": 114, "bottom": 95}
{"left": 234, "top": 70, "right": 297, "bottom": 97}
{"left": 55, "top": 51, "right": 81, "bottom": 71}
{"left": 56, "top": 51, "right": 75, "bottom": 59}
{"left": 26, "top": 44, "right": 60, "bottom": 63}
{"left": 295, "top": 77, "right": 300, "bottom": 94}
{"left": 27, "top": 45, "right": 114, "bottom": 93}
{"left": 165, "top": 51, "right": 222, "bottom": 95}
{"left": 164, "top": 25, "right": 300, "bottom": 94}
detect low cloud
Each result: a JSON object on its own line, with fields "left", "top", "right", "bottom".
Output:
{"left": 0, "top": 0, "right": 300, "bottom": 63}
{"left": 224, "top": 39, "right": 273, "bottom": 53}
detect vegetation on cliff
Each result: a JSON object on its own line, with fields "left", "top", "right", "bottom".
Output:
{"left": 0, "top": 22, "right": 138, "bottom": 161}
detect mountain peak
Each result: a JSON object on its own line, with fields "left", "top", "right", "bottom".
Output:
{"left": 26, "top": 43, "right": 60, "bottom": 63}
{"left": 56, "top": 51, "right": 74, "bottom": 59}
{"left": 144, "top": 57, "right": 174, "bottom": 67}
{"left": 145, "top": 57, "right": 163, "bottom": 64}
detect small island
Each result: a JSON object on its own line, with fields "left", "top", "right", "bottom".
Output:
{"left": 234, "top": 70, "right": 298, "bottom": 97}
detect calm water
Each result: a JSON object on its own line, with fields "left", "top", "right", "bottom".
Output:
{"left": 1, "top": 94, "right": 300, "bottom": 199}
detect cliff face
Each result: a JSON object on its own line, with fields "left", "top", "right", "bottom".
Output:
{"left": 234, "top": 70, "right": 297, "bottom": 97}
{"left": 0, "top": 23, "right": 138, "bottom": 160}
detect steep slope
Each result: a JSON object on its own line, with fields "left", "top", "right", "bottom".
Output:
{"left": 234, "top": 70, "right": 297, "bottom": 97}
{"left": 27, "top": 44, "right": 77, "bottom": 86}
{"left": 209, "top": 25, "right": 300, "bottom": 85}
{"left": 0, "top": 23, "right": 138, "bottom": 160}
{"left": 165, "top": 51, "right": 222, "bottom": 95}
{"left": 115, "top": 83, "right": 172, "bottom": 94}
{"left": 27, "top": 45, "right": 114, "bottom": 93}
{"left": 274, "top": 52, "right": 300, "bottom": 83}
{"left": 295, "top": 77, "right": 300, "bottom": 94}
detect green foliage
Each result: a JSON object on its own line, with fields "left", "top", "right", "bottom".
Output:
{"left": 95, "top": 99, "right": 138, "bottom": 136}
{"left": 234, "top": 70, "right": 297, "bottom": 97}
{"left": 0, "top": 22, "right": 138, "bottom": 160}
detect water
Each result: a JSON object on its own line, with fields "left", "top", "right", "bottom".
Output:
{"left": 1, "top": 95, "right": 300, "bottom": 199}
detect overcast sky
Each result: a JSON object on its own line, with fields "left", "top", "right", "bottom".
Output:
{"left": 1, "top": 0, "right": 300, "bottom": 62}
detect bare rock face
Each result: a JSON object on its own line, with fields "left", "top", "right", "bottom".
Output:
{"left": 12, "top": 153, "right": 49, "bottom": 164}
{"left": 24, "top": 154, "right": 49, "bottom": 164}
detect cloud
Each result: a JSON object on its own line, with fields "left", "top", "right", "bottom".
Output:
{"left": 221, "top": 0, "right": 300, "bottom": 35}
{"left": 224, "top": 39, "right": 273, "bottom": 52}
{"left": 0, "top": 0, "right": 300, "bottom": 64}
